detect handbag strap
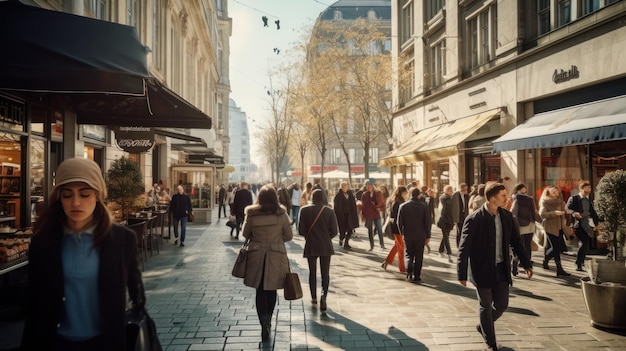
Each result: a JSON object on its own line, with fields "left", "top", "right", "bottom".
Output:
{"left": 306, "top": 206, "right": 325, "bottom": 238}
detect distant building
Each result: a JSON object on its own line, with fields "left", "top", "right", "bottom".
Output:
{"left": 228, "top": 99, "right": 252, "bottom": 182}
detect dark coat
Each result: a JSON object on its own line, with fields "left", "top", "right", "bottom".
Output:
{"left": 170, "top": 192, "right": 192, "bottom": 219}
{"left": 389, "top": 200, "right": 403, "bottom": 234}
{"left": 299, "top": 204, "right": 338, "bottom": 257}
{"left": 397, "top": 198, "right": 431, "bottom": 241}
{"left": 332, "top": 190, "right": 359, "bottom": 232}
{"left": 457, "top": 206, "right": 531, "bottom": 288}
{"left": 233, "top": 188, "right": 253, "bottom": 218}
{"left": 566, "top": 194, "right": 599, "bottom": 236}
{"left": 451, "top": 191, "right": 470, "bottom": 224}
{"left": 242, "top": 205, "right": 293, "bottom": 290}
{"left": 22, "top": 225, "right": 144, "bottom": 351}
{"left": 278, "top": 188, "right": 292, "bottom": 212}
{"left": 218, "top": 187, "right": 226, "bottom": 203}
{"left": 439, "top": 194, "right": 454, "bottom": 230}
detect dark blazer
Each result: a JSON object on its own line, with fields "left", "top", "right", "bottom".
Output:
{"left": 299, "top": 204, "right": 338, "bottom": 257}
{"left": 170, "top": 192, "right": 192, "bottom": 219}
{"left": 218, "top": 187, "right": 226, "bottom": 203}
{"left": 389, "top": 200, "right": 402, "bottom": 234}
{"left": 397, "top": 198, "right": 431, "bottom": 241}
{"left": 22, "top": 225, "right": 144, "bottom": 351}
{"left": 233, "top": 188, "right": 253, "bottom": 218}
{"left": 452, "top": 191, "right": 470, "bottom": 224}
{"left": 457, "top": 206, "right": 531, "bottom": 288}
{"left": 566, "top": 194, "right": 599, "bottom": 235}
{"left": 332, "top": 190, "right": 359, "bottom": 232}
{"left": 278, "top": 188, "right": 292, "bottom": 212}
{"left": 439, "top": 194, "right": 454, "bottom": 229}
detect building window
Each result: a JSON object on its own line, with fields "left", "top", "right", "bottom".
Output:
{"left": 537, "top": 0, "right": 551, "bottom": 35}
{"left": 557, "top": 0, "right": 571, "bottom": 27}
{"left": 127, "top": 0, "right": 138, "bottom": 28}
{"left": 426, "top": 0, "right": 445, "bottom": 21}
{"left": 152, "top": 0, "right": 163, "bottom": 69}
{"left": 84, "top": 0, "right": 107, "bottom": 20}
{"left": 368, "top": 148, "right": 379, "bottom": 163}
{"left": 430, "top": 40, "right": 446, "bottom": 87}
{"left": 217, "top": 102, "right": 223, "bottom": 129}
{"left": 348, "top": 148, "right": 356, "bottom": 163}
{"left": 368, "top": 10, "right": 376, "bottom": 20}
{"left": 334, "top": 10, "right": 342, "bottom": 20}
{"left": 466, "top": 4, "right": 497, "bottom": 70}
{"left": 581, "top": 0, "right": 600, "bottom": 15}
{"left": 400, "top": 0, "right": 414, "bottom": 45}
{"left": 399, "top": 50, "right": 414, "bottom": 104}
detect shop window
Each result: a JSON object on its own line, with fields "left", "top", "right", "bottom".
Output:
{"left": 539, "top": 146, "right": 584, "bottom": 201}
{"left": 30, "top": 139, "right": 45, "bottom": 224}
{"left": 0, "top": 133, "right": 22, "bottom": 229}
{"left": 171, "top": 166, "right": 214, "bottom": 209}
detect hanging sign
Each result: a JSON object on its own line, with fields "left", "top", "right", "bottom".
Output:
{"left": 114, "top": 126, "right": 155, "bottom": 153}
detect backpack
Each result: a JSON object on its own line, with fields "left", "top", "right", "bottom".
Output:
{"left": 516, "top": 195, "right": 534, "bottom": 226}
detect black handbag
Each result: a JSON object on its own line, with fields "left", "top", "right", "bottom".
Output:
{"left": 125, "top": 305, "right": 163, "bottom": 351}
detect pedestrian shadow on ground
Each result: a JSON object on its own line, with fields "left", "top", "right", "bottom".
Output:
{"left": 306, "top": 311, "right": 429, "bottom": 350}
{"left": 510, "top": 286, "right": 553, "bottom": 302}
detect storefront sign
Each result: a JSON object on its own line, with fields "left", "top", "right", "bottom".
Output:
{"left": 553, "top": 65, "right": 580, "bottom": 84}
{"left": 114, "top": 126, "right": 155, "bottom": 153}
{"left": 309, "top": 165, "right": 338, "bottom": 172}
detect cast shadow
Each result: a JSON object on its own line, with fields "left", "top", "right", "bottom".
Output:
{"left": 306, "top": 310, "right": 429, "bottom": 350}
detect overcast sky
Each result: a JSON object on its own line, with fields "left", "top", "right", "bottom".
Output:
{"left": 228, "top": 0, "right": 331, "bottom": 165}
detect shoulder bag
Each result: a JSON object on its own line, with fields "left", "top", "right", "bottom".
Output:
{"left": 382, "top": 217, "right": 394, "bottom": 240}
{"left": 284, "top": 260, "right": 303, "bottom": 300}
{"left": 231, "top": 239, "right": 250, "bottom": 278}
{"left": 125, "top": 304, "right": 163, "bottom": 351}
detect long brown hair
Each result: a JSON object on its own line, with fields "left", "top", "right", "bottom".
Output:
{"left": 34, "top": 187, "right": 113, "bottom": 248}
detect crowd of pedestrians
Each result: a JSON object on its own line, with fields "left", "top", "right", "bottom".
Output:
{"left": 219, "top": 177, "right": 601, "bottom": 350}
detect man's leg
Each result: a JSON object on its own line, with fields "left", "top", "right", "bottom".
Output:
{"left": 292, "top": 206, "right": 299, "bottom": 227}
{"left": 456, "top": 224, "right": 462, "bottom": 248}
{"left": 172, "top": 217, "right": 180, "bottom": 244}
{"left": 413, "top": 239, "right": 426, "bottom": 280}
{"left": 405, "top": 240, "right": 416, "bottom": 280}
{"left": 575, "top": 228, "right": 589, "bottom": 268}
{"left": 307, "top": 256, "right": 318, "bottom": 300}
{"left": 180, "top": 216, "right": 188, "bottom": 245}
{"left": 476, "top": 263, "right": 510, "bottom": 349}
{"left": 320, "top": 256, "right": 331, "bottom": 296}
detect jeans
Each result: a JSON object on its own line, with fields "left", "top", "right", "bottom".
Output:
{"left": 173, "top": 216, "right": 188, "bottom": 243}
{"left": 218, "top": 202, "right": 227, "bottom": 217}
{"left": 365, "top": 218, "right": 384, "bottom": 249}
{"left": 476, "top": 262, "right": 510, "bottom": 348}
{"left": 292, "top": 205, "right": 300, "bottom": 227}
{"left": 307, "top": 256, "right": 331, "bottom": 299}
{"left": 575, "top": 227, "right": 591, "bottom": 266}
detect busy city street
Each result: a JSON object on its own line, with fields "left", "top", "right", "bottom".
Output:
{"left": 135, "top": 211, "right": 626, "bottom": 350}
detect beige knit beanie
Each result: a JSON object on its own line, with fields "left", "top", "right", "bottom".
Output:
{"left": 51, "top": 157, "right": 107, "bottom": 200}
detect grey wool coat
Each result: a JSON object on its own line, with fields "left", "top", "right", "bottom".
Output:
{"left": 242, "top": 205, "right": 293, "bottom": 290}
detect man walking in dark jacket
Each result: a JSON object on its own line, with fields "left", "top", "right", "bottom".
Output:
{"left": 458, "top": 182, "right": 533, "bottom": 351}
{"left": 566, "top": 182, "right": 600, "bottom": 271}
{"left": 233, "top": 182, "right": 253, "bottom": 239}
{"left": 170, "top": 185, "right": 193, "bottom": 247}
{"left": 397, "top": 188, "right": 431, "bottom": 282}
{"left": 218, "top": 184, "right": 227, "bottom": 218}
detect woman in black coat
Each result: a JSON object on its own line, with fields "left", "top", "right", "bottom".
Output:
{"left": 21, "top": 157, "right": 144, "bottom": 351}
{"left": 299, "top": 189, "right": 339, "bottom": 311}
{"left": 332, "top": 181, "right": 359, "bottom": 249}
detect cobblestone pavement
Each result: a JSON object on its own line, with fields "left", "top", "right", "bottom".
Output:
{"left": 144, "top": 212, "right": 626, "bottom": 351}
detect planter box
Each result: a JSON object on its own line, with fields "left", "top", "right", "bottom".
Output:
{"left": 581, "top": 277, "right": 626, "bottom": 329}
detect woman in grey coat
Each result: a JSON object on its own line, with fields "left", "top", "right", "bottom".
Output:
{"left": 241, "top": 186, "right": 293, "bottom": 340}
{"left": 299, "top": 189, "right": 339, "bottom": 311}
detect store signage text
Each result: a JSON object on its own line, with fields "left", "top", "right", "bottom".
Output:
{"left": 114, "top": 126, "right": 155, "bottom": 153}
{"left": 553, "top": 65, "right": 580, "bottom": 84}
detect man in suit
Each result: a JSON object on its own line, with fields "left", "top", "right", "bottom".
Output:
{"left": 397, "top": 188, "right": 431, "bottom": 283}
{"left": 452, "top": 183, "right": 470, "bottom": 247}
{"left": 458, "top": 182, "right": 533, "bottom": 351}
{"left": 218, "top": 184, "right": 227, "bottom": 218}
{"left": 566, "top": 182, "right": 600, "bottom": 271}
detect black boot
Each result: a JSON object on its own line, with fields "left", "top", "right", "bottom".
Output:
{"left": 542, "top": 258, "right": 550, "bottom": 270}
{"left": 556, "top": 261, "right": 571, "bottom": 277}
{"left": 260, "top": 315, "right": 271, "bottom": 341}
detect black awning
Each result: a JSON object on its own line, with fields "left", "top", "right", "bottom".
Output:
{"left": 493, "top": 95, "right": 626, "bottom": 152}
{"left": 72, "top": 78, "right": 212, "bottom": 129}
{"left": 0, "top": 1, "right": 212, "bottom": 129}
{"left": 0, "top": 0, "right": 148, "bottom": 95}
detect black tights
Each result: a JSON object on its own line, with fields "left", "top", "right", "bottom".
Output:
{"left": 255, "top": 288, "right": 277, "bottom": 325}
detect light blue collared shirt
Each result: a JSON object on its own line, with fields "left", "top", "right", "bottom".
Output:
{"left": 57, "top": 227, "right": 102, "bottom": 341}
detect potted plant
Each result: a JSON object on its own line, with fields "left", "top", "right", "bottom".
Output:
{"left": 106, "top": 157, "right": 146, "bottom": 218}
{"left": 580, "top": 169, "right": 626, "bottom": 329}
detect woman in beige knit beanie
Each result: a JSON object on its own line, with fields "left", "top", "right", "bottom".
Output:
{"left": 22, "top": 157, "right": 147, "bottom": 351}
